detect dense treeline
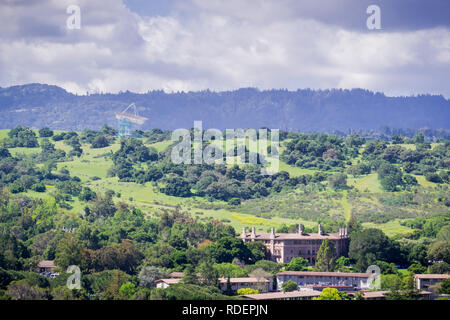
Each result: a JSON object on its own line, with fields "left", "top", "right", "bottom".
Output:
{"left": 1, "top": 84, "right": 450, "bottom": 133}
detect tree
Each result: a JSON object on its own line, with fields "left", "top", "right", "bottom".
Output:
{"left": 102, "top": 269, "right": 130, "bottom": 300}
{"left": 381, "top": 274, "right": 403, "bottom": 291}
{"left": 436, "top": 225, "right": 450, "bottom": 242}
{"left": 138, "top": 266, "right": 167, "bottom": 288}
{"left": 91, "top": 135, "right": 110, "bottom": 148}
{"left": 249, "top": 268, "right": 272, "bottom": 293}
{"left": 115, "top": 239, "right": 143, "bottom": 274}
{"left": 181, "top": 265, "right": 199, "bottom": 285}
{"left": 79, "top": 187, "right": 96, "bottom": 202}
{"left": 246, "top": 241, "right": 267, "bottom": 262}
{"left": 377, "top": 163, "right": 404, "bottom": 192}
{"left": 281, "top": 280, "right": 298, "bottom": 292}
{"left": 237, "top": 288, "right": 258, "bottom": 295}
{"left": 90, "top": 193, "right": 117, "bottom": 219}
{"left": 313, "top": 287, "right": 349, "bottom": 300}
{"left": 54, "top": 234, "right": 83, "bottom": 270}
{"left": 119, "top": 282, "right": 137, "bottom": 299}
{"left": 414, "top": 133, "right": 425, "bottom": 144}
{"left": 428, "top": 262, "right": 450, "bottom": 274}
{"left": 409, "top": 243, "right": 429, "bottom": 266}
{"left": 427, "top": 241, "right": 450, "bottom": 264}
{"left": 315, "top": 239, "right": 336, "bottom": 272}
{"left": 161, "top": 174, "right": 191, "bottom": 197}
{"left": 214, "top": 263, "right": 247, "bottom": 278}
{"left": 407, "top": 263, "right": 426, "bottom": 274}
{"left": 349, "top": 228, "right": 398, "bottom": 272}
{"left": 328, "top": 173, "right": 347, "bottom": 189}
{"left": 347, "top": 215, "right": 362, "bottom": 236}
{"left": 335, "top": 256, "right": 351, "bottom": 272}
{"left": 6, "top": 280, "right": 48, "bottom": 300}
{"left": 285, "top": 257, "right": 309, "bottom": 271}
{"left": 251, "top": 260, "right": 282, "bottom": 275}
{"left": 206, "top": 236, "right": 253, "bottom": 264}
{"left": 39, "top": 127, "right": 54, "bottom": 138}
{"left": 438, "top": 278, "right": 450, "bottom": 294}
{"left": 198, "top": 260, "right": 219, "bottom": 288}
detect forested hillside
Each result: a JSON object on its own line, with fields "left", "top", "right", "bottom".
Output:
{"left": 0, "top": 125, "right": 449, "bottom": 300}
{"left": 1, "top": 84, "right": 449, "bottom": 133}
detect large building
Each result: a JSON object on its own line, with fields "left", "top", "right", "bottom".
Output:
{"left": 276, "top": 271, "right": 373, "bottom": 291}
{"left": 239, "top": 224, "right": 349, "bottom": 264}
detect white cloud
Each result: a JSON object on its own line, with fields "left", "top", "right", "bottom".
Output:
{"left": 0, "top": 0, "right": 449, "bottom": 97}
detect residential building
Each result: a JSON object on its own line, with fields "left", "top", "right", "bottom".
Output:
{"left": 239, "top": 224, "right": 348, "bottom": 264}
{"left": 276, "top": 271, "right": 373, "bottom": 291}
{"left": 414, "top": 274, "right": 450, "bottom": 291}
{"left": 219, "top": 277, "right": 271, "bottom": 293}
{"left": 36, "top": 260, "right": 56, "bottom": 273}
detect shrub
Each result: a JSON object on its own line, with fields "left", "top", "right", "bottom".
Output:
{"left": 237, "top": 288, "right": 258, "bottom": 295}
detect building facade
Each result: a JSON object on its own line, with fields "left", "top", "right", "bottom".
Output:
{"left": 239, "top": 224, "right": 349, "bottom": 264}
{"left": 155, "top": 277, "right": 271, "bottom": 293}
{"left": 414, "top": 274, "right": 450, "bottom": 290}
{"left": 36, "top": 260, "right": 56, "bottom": 273}
{"left": 276, "top": 271, "right": 373, "bottom": 291}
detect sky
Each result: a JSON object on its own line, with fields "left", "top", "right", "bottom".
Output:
{"left": 0, "top": 0, "right": 449, "bottom": 97}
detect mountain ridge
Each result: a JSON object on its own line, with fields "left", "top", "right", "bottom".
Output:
{"left": 0, "top": 83, "right": 449, "bottom": 132}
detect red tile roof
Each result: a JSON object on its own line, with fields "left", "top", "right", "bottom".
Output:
{"left": 349, "top": 290, "right": 432, "bottom": 299}
{"left": 155, "top": 277, "right": 270, "bottom": 285}
{"left": 218, "top": 277, "right": 269, "bottom": 283}
{"left": 37, "top": 260, "right": 56, "bottom": 268}
{"left": 168, "top": 272, "right": 184, "bottom": 278}
{"left": 155, "top": 278, "right": 180, "bottom": 285}
{"left": 414, "top": 274, "right": 450, "bottom": 279}
{"left": 277, "top": 271, "right": 373, "bottom": 278}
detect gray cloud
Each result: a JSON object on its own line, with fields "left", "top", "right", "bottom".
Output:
{"left": 0, "top": 0, "right": 449, "bottom": 97}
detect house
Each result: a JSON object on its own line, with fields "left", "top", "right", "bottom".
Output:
{"left": 155, "top": 278, "right": 180, "bottom": 289}
{"left": 239, "top": 225, "right": 348, "bottom": 264}
{"left": 36, "top": 260, "right": 56, "bottom": 273}
{"left": 414, "top": 274, "right": 450, "bottom": 290}
{"left": 276, "top": 271, "right": 373, "bottom": 291}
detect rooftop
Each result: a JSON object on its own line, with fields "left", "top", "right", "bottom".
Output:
{"left": 349, "top": 290, "right": 432, "bottom": 299}
{"left": 155, "top": 277, "right": 270, "bottom": 285}
{"left": 37, "top": 260, "right": 56, "bottom": 268}
{"left": 414, "top": 274, "right": 450, "bottom": 279}
{"left": 168, "top": 272, "right": 184, "bottom": 278}
{"left": 241, "top": 290, "right": 322, "bottom": 300}
{"left": 277, "top": 271, "right": 373, "bottom": 278}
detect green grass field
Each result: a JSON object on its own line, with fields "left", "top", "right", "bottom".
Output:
{"left": 348, "top": 173, "right": 383, "bottom": 193}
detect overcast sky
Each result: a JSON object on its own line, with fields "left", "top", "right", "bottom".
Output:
{"left": 0, "top": 0, "right": 449, "bottom": 97}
